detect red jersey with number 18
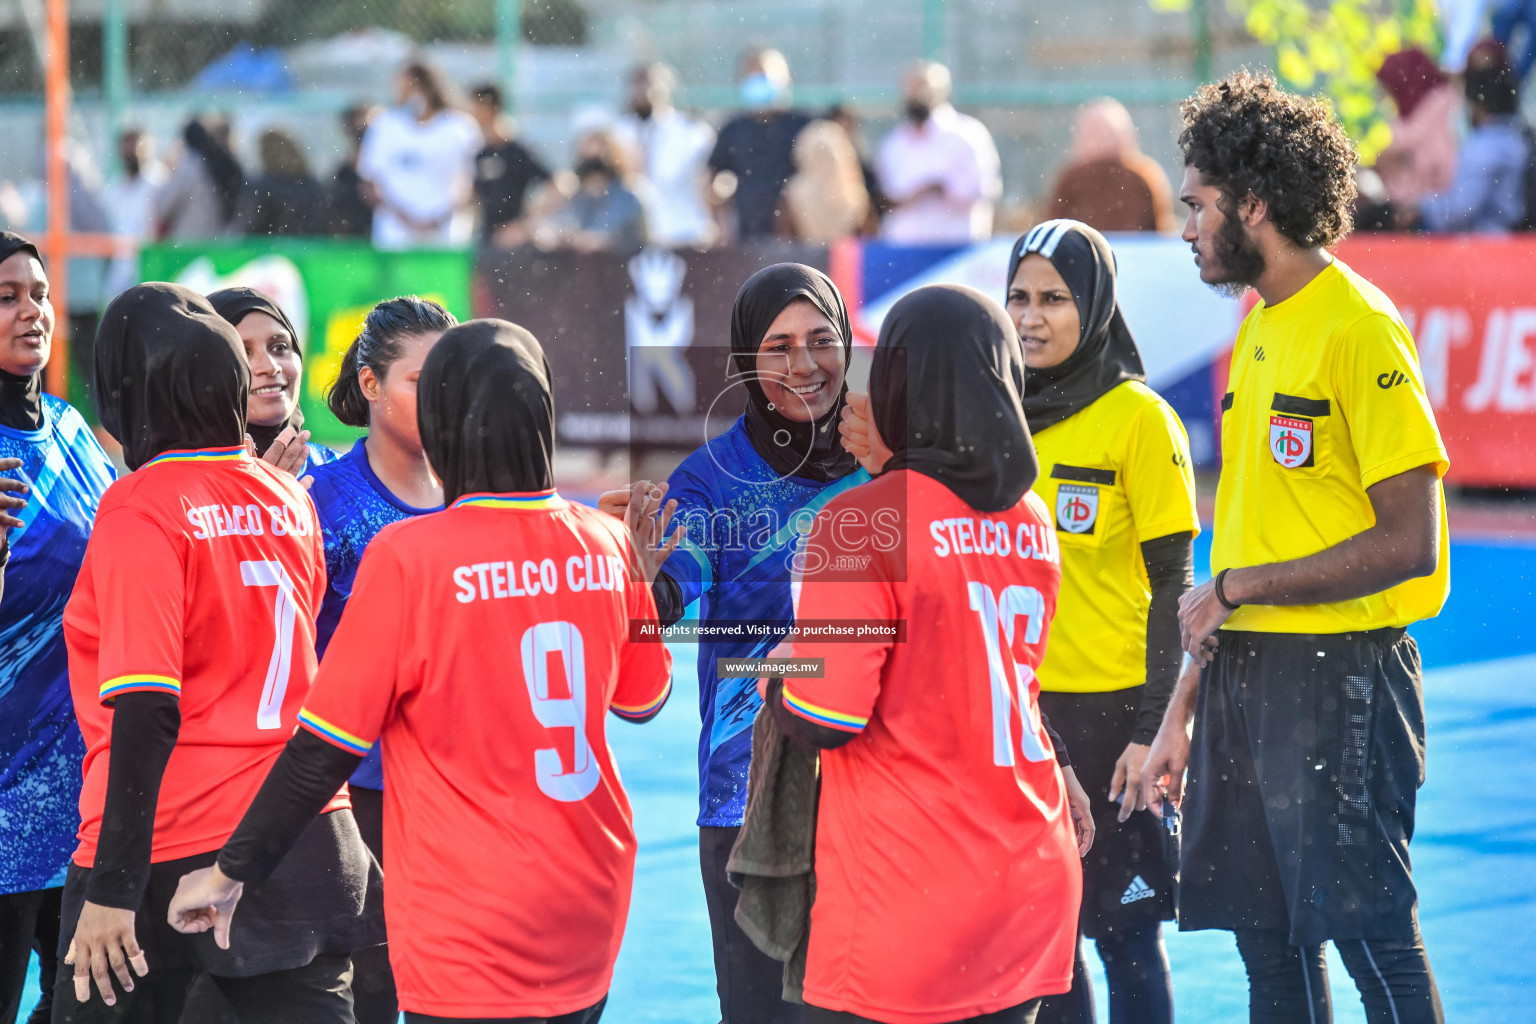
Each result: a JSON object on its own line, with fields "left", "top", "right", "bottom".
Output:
{"left": 65, "top": 446, "right": 333, "bottom": 868}
{"left": 295, "top": 490, "right": 672, "bottom": 1019}
{"left": 784, "top": 469, "right": 1081, "bottom": 1023}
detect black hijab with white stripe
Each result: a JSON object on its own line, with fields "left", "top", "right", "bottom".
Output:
{"left": 1008, "top": 219, "right": 1145, "bottom": 433}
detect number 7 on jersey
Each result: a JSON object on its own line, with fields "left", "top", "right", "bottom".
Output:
{"left": 241, "top": 559, "right": 299, "bottom": 730}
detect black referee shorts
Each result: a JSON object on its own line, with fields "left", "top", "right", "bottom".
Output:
{"left": 1039, "top": 687, "right": 1177, "bottom": 939}
{"left": 1180, "top": 627, "right": 1426, "bottom": 948}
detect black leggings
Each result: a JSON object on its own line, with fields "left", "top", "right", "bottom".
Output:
{"left": 805, "top": 999, "right": 1040, "bottom": 1024}
{"left": 1234, "top": 927, "right": 1445, "bottom": 1024}
{"left": 0, "top": 888, "right": 60, "bottom": 1024}
{"left": 1037, "top": 925, "right": 1173, "bottom": 1024}
{"left": 49, "top": 952, "right": 355, "bottom": 1024}
{"left": 349, "top": 786, "right": 398, "bottom": 1024}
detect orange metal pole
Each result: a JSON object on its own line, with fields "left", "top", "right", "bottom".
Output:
{"left": 43, "top": 0, "right": 70, "bottom": 398}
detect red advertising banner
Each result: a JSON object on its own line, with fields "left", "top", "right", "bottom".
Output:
{"left": 1335, "top": 235, "right": 1536, "bottom": 487}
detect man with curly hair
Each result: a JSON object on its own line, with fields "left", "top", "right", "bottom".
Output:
{"left": 1141, "top": 71, "right": 1449, "bottom": 1023}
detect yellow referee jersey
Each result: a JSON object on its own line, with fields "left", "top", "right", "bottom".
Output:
{"left": 1214, "top": 260, "right": 1450, "bottom": 634}
{"left": 1035, "top": 381, "right": 1199, "bottom": 693}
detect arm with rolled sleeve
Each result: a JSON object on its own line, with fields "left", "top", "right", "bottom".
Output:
{"left": 1334, "top": 312, "right": 1450, "bottom": 488}
{"left": 83, "top": 509, "right": 188, "bottom": 909}
{"left": 611, "top": 546, "right": 674, "bottom": 724}
{"left": 219, "top": 538, "right": 408, "bottom": 884}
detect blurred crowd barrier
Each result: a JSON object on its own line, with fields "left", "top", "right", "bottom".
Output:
{"left": 136, "top": 233, "right": 1536, "bottom": 489}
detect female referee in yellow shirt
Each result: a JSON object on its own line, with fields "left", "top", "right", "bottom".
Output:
{"left": 1007, "top": 220, "right": 1198, "bottom": 1024}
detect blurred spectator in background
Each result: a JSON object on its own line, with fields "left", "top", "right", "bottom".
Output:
{"left": 709, "top": 48, "right": 811, "bottom": 243}
{"left": 876, "top": 61, "right": 1001, "bottom": 244}
{"left": 1374, "top": 49, "right": 1459, "bottom": 207}
{"left": 1493, "top": 0, "right": 1536, "bottom": 81}
{"left": 359, "top": 59, "right": 482, "bottom": 249}
{"left": 614, "top": 63, "right": 717, "bottom": 248}
{"left": 1412, "top": 40, "right": 1529, "bottom": 232}
{"left": 536, "top": 130, "right": 647, "bottom": 253}
{"left": 469, "top": 84, "right": 552, "bottom": 249}
{"left": 330, "top": 104, "right": 378, "bottom": 237}
{"left": 781, "top": 119, "right": 869, "bottom": 242}
{"left": 827, "top": 103, "right": 885, "bottom": 234}
{"left": 154, "top": 114, "right": 242, "bottom": 240}
{"left": 236, "top": 128, "right": 327, "bottom": 237}
{"left": 102, "top": 129, "right": 166, "bottom": 298}
{"left": 1046, "top": 97, "right": 1175, "bottom": 232}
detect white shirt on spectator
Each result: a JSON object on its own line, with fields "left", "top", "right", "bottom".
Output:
{"left": 101, "top": 164, "right": 167, "bottom": 298}
{"left": 876, "top": 103, "right": 1001, "bottom": 245}
{"left": 613, "top": 108, "right": 717, "bottom": 248}
{"left": 358, "top": 106, "right": 483, "bottom": 249}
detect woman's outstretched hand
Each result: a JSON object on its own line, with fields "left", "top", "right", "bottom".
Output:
{"left": 839, "top": 392, "right": 892, "bottom": 475}
{"left": 623, "top": 480, "right": 682, "bottom": 584}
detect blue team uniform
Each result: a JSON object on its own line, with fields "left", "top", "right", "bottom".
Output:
{"left": 0, "top": 395, "right": 115, "bottom": 894}
{"left": 304, "top": 438, "right": 441, "bottom": 789}
{"left": 304, "top": 442, "right": 339, "bottom": 474}
{"left": 660, "top": 417, "right": 868, "bottom": 826}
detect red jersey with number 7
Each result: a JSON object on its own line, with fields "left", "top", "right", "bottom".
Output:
{"left": 65, "top": 445, "right": 334, "bottom": 868}
{"left": 294, "top": 490, "right": 672, "bottom": 1019}
{"left": 783, "top": 469, "right": 1080, "bottom": 1023}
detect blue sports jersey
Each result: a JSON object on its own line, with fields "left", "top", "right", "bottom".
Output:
{"left": 660, "top": 417, "right": 868, "bottom": 826}
{"left": 0, "top": 395, "right": 115, "bottom": 894}
{"left": 304, "top": 441, "right": 340, "bottom": 473}
{"left": 304, "top": 438, "right": 441, "bottom": 790}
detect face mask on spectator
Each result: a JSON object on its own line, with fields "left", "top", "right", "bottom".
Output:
{"left": 739, "top": 73, "right": 781, "bottom": 110}
{"left": 406, "top": 92, "right": 429, "bottom": 118}
{"left": 575, "top": 156, "right": 616, "bottom": 183}
{"left": 905, "top": 100, "right": 932, "bottom": 125}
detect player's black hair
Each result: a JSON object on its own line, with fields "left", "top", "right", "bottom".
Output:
{"left": 1179, "top": 70, "right": 1357, "bottom": 250}
{"left": 326, "top": 296, "right": 458, "bottom": 428}
{"left": 471, "top": 83, "right": 502, "bottom": 109}
{"left": 402, "top": 59, "right": 457, "bottom": 113}
{"left": 1465, "top": 63, "right": 1520, "bottom": 115}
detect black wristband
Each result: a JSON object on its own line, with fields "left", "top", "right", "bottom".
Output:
{"left": 1214, "top": 568, "right": 1240, "bottom": 611}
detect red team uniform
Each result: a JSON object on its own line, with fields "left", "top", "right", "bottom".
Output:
{"left": 783, "top": 470, "right": 1081, "bottom": 1023}
{"left": 65, "top": 445, "right": 339, "bottom": 868}
{"left": 293, "top": 488, "right": 672, "bottom": 1018}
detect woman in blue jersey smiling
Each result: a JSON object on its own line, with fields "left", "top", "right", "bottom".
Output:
{"left": 302, "top": 295, "right": 454, "bottom": 1024}
{"left": 606, "top": 263, "right": 864, "bottom": 1024}
{"left": 0, "top": 232, "right": 116, "bottom": 1022}
{"left": 209, "top": 287, "right": 339, "bottom": 476}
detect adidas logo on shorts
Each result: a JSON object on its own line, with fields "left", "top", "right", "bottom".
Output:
{"left": 1120, "top": 875, "right": 1157, "bottom": 905}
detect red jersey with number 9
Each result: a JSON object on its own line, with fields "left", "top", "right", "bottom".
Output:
{"left": 783, "top": 469, "right": 1081, "bottom": 1023}
{"left": 65, "top": 446, "right": 333, "bottom": 868}
{"left": 293, "top": 490, "right": 672, "bottom": 1019}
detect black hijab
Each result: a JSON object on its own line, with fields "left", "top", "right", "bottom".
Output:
{"left": 870, "top": 284, "right": 1039, "bottom": 512}
{"left": 418, "top": 319, "right": 554, "bottom": 506}
{"left": 729, "top": 263, "right": 858, "bottom": 482}
{"left": 0, "top": 233, "right": 44, "bottom": 432}
{"left": 1008, "top": 219, "right": 1145, "bottom": 433}
{"left": 208, "top": 286, "right": 303, "bottom": 456}
{"left": 184, "top": 119, "right": 244, "bottom": 224}
{"left": 95, "top": 283, "right": 250, "bottom": 470}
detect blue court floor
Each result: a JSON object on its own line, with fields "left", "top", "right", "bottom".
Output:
{"left": 604, "top": 535, "right": 1536, "bottom": 1023}
{"left": 21, "top": 537, "right": 1536, "bottom": 1022}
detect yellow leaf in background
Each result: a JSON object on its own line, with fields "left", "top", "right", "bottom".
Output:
{"left": 1308, "top": 36, "right": 1343, "bottom": 74}
{"left": 1247, "top": 6, "right": 1276, "bottom": 42}
{"left": 1340, "top": 92, "right": 1375, "bottom": 121}
{"left": 1375, "top": 21, "right": 1402, "bottom": 54}
{"left": 1149, "top": 0, "right": 1190, "bottom": 11}
{"left": 1278, "top": 45, "right": 1316, "bottom": 88}
{"left": 1361, "top": 120, "right": 1393, "bottom": 157}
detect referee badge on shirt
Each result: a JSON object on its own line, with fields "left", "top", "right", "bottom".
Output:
{"left": 1269, "top": 415, "right": 1314, "bottom": 468}
{"left": 1055, "top": 484, "right": 1100, "bottom": 534}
